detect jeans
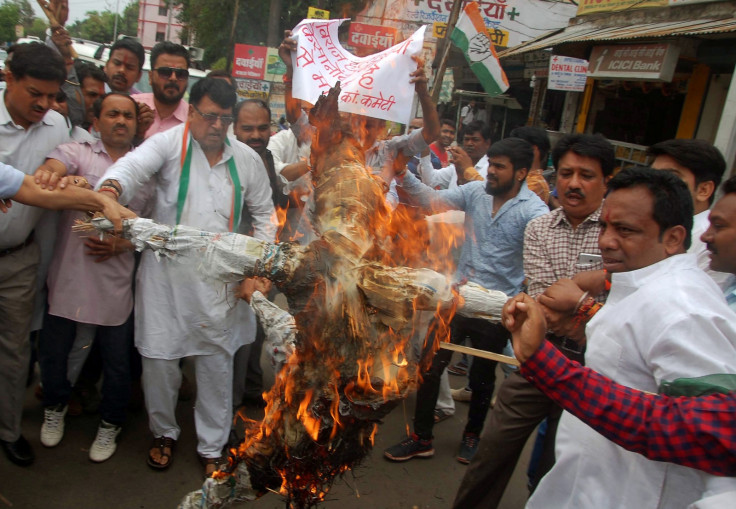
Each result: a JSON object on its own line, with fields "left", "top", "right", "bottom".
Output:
{"left": 39, "top": 312, "right": 133, "bottom": 425}
{"left": 414, "top": 315, "right": 509, "bottom": 440}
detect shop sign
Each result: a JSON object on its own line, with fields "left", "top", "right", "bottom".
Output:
{"left": 356, "top": 0, "right": 577, "bottom": 49}
{"left": 307, "top": 7, "right": 330, "bottom": 19}
{"left": 265, "top": 48, "right": 287, "bottom": 77}
{"left": 233, "top": 44, "right": 267, "bottom": 80}
{"left": 348, "top": 22, "right": 399, "bottom": 51}
{"left": 235, "top": 79, "right": 271, "bottom": 100}
{"left": 588, "top": 44, "right": 679, "bottom": 81}
{"left": 548, "top": 55, "right": 588, "bottom": 92}
{"left": 577, "top": 0, "right": 707, "bottom": 16}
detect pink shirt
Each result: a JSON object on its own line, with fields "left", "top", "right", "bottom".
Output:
{"left": 131, "top": 92, "right": 188, "bottom": 139}
{"left": 46, "top": 140, "right": 149, "bottom": 326}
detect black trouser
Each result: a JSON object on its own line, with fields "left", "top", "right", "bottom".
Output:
{"left": 414, "top": 315, "right": 509, "bottom": 440}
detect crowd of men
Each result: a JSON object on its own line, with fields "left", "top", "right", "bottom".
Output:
{"left": 1, "top": 24, "right": 735, "bottom": 509}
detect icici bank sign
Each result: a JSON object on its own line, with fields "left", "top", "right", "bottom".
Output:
{"left": 587, "top": 43, "right": 679, "bottom": 81}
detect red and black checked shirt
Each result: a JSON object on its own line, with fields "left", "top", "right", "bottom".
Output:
{"left": 524, "top": 205, "right": 604, "bottom": 299}
{"left": 521, "top": 341, "right": 736, "bottom": 476}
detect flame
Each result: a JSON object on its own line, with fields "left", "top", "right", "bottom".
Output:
{"left": 224, "top": 83, "right": 468, "bottom": 508}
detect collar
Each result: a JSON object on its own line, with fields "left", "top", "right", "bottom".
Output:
{"left": 611, "top": 253, "right": 697, "bottom": 290}
{"left": 168, "top": 99, "right": 189, "bottom": 123}
{"left": 550, "top": 202, "right": 603, "bottom": 228}
{"left": 0, "top": 89, "right": 61, "bottom": 128}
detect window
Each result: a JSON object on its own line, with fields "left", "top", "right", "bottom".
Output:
{"left": 159, "top": 5, "right": 168, "bottom": 16}
{"left": 155, "top": 31, "right": 165, "bottom": 42}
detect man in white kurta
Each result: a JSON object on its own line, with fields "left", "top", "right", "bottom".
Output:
{"left": 99, "top": 78, "right": 276, "bottom": 468}
{"left": 528, "top": 168, "right": 736, "bottom": 508}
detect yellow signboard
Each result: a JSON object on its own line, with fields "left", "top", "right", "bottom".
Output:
{"left": 307, "top": 7, "right": 330, "bottom": 19}
{"left": 577, "top": 0, "right": 667, "bottom": 16}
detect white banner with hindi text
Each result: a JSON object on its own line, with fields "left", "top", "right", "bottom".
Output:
{"left": 291, "top": 19, "right": 427, "bottom": 124}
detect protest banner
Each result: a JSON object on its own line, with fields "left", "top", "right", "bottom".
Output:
{"left": 290, "top": 18, "right": 426, "bottom": 124}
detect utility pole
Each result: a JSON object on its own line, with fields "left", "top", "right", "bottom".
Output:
{"left": 112, "top": 0, "right": 120, "bottom": 41}
{"left": 430, "top": 0, "right": 463, "bottom": 104}
{"left": 226, "top": 0, "right": 241, "bottom": 74}
{"left": 267, "top": 0, "right": 282, "bottom": 48}
{"left": 166, "top": 0, "right": 174, "bottom": 41}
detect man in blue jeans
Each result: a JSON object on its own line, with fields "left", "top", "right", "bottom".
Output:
{"left": 383, "top": 137, "right": 548, "bottom": 464}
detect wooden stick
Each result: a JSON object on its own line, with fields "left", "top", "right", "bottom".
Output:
{"left": 440, "top": 342, "right": 520, "bottom": 367}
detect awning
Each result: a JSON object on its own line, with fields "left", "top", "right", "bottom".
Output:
{"left": 499, "top": 17, "right": 736, "bottom": 58}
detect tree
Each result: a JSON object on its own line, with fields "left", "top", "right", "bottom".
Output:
{"left": 178, "top": 0, "right": 370, "bottom": 68}
{"left": 66, "top": 1, "right": 139, "bottom": 43}
{"left": 0, "top": 1, "right": 20, "bottom": 44}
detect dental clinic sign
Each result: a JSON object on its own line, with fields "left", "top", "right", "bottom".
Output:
{"left": 548, "top": 55, "right": 588, "bottom": 92}
{"left": 588, "top": 43, "right": 680, "bottom": 82}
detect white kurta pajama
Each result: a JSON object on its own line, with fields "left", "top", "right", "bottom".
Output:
{"left": 528, "top": 254, "right": 736, "bottom": 509}
{"left": 100, "top": 124, "right": 277, "bottom": 457}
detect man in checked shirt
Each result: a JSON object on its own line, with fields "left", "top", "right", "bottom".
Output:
{"left": 454, "top": 133, "right": 615, "bottom": 508}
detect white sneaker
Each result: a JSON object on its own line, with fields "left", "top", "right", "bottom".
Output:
{"left": 89, "top": 420, "right": 121, "bottom": 463}
{"left": 451, "top": 387, "right": 472, "bottom": 402}
{"left": 40, "top": 404, "right": 67, "bottom": 447}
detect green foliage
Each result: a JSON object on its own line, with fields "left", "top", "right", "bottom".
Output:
{"left": 0, "top": 1, "right": 20, "bottom": 44}
{"left": 178, "top": 0, "right": 370, "bottom": 68}
{"left": 66, "top": 1, "right": 139, "bottom": 43}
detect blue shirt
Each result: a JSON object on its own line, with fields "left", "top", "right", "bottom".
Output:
{"left": 399, "top": 171, "right": 549, "bottom": 295}
{"left": 0, "top": 162, "right": 24, "bottom": 199}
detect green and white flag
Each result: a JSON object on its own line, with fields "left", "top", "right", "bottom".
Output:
{"left": 450, "top": 2, "right": 509, "bottom": 97}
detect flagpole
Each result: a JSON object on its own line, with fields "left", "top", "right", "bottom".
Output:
{"left": 430, "top": 0, "right": 463, "bottom": 104}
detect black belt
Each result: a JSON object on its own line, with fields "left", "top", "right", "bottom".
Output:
{"left": 0, "top": 231, "right": 34, "bottom": 257}
{"left": 547, "top": 333, "right": 585, "bottom": 357}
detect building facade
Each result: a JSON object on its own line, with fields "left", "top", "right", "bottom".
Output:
{"left": 137, "top": 0, "right": 185, "bottom": 50}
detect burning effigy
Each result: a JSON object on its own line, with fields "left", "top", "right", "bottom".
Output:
{"left": 80, "top": 84, "right": 507, "bottom": 508}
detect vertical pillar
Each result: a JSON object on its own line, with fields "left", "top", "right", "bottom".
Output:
{"left": 714, "top": 70, "right": 736, "bottom": 180}
{"left": 575, "top": 78, "right": 595, "bottom": 133}
{"left": 676, "top": 64, "right": 710, "bottom": 139}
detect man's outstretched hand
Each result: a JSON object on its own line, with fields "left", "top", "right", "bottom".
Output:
{"left": 502, "top": 293, "right": 547, "bottom": 363}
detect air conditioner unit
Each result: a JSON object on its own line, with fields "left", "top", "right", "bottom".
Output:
{"left": 189, "top": 47, "right": 205, "bottom": 62}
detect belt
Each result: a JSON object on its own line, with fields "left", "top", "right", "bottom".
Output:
{"left": 0, "top": 232, "right": 34, "bottom": 258}
{"left": 547, "top": 333, "right": 585, "bottom": 356}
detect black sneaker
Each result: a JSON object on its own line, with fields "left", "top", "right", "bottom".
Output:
{"left": 457, "top": 432, "right": 479, "bottom": 464}
{"left": 384, "top": 433, "right": 434, "bottom": 461}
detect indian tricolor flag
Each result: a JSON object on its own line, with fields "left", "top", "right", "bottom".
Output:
{"left": 450, "top": 2, "right": 509, "bottom": 97}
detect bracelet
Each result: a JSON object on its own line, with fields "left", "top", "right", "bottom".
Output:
{"left": 603, "top": 269, "right": 612, "bottom": 291}
{"left": 99, "top": 186, "right": 120, "bottom": 199}
{"left": 572, "top": 296, "right": 602, "bottom": 328}
{"left": 282, "top": 74, "right": 292, "bottom": 84}
{"left": 573, "top": 291, "right": 590, "bottom": 315}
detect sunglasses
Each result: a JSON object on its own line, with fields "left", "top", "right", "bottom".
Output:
{"left": 193, "top": 105, "right": 234, "bottom": 125}
{"left": 153, "top": 67, "right": 189, "bottom": 80}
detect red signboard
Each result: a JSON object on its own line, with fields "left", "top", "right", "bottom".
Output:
{"left": 348, "top": 22, "right": 398, "bottom": 51}
{"left": 232, "top": 44, "right": 267, "bottom": 80}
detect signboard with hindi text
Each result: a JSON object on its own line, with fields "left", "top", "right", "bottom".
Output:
{"left": 233, "top": 44, "right": 267, "bottom": 80}
{"left": 548, "top": 55, "right": 588, "bottom": 92}
{"left": 588, "top": 44, "right": 680, "bottom": 82}
{"left": 348, "top": 22, "right": 399, "bottom": 51}
{"left": 576, "top": 0, "right": 709, "bottom": 16}
{"left": 356, "top": 0, "right": 577, "bottom": 49}
{"left": 290, "top": 19, "right": 426, "bottom": 124}
{"left": 235, "top": 79, "right": 271, "bottom": 100}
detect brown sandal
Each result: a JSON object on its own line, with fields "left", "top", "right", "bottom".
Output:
{"left": 147, "top": 436, "right": 176, "bottom": 470}
{"left": 199, "top": 454, "right": 226, "bottom": 477}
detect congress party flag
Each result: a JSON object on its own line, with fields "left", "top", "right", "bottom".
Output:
{"left": 450, "top": 2, "right": 509, "bottom": 97}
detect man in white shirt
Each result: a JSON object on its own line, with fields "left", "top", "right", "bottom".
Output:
{"left": 528, "top": 168, "right": 736, "bottom": 509}
{"left": 648, "top": 138, "right": 732, "bottom": 289}
{"left": 98, "top": 78, "right": 277, "bottom": 475}
{"left": 0, "top": 42, "right": 70, "bottom": 467}
{"left": 419, "top": 120, "right": 490, "bottom": 190}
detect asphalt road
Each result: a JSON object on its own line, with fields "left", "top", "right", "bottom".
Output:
{"left": 2, "top": 357, "right": 533, "bottom": 509}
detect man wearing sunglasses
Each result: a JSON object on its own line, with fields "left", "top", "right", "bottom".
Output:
{"left": 97, "top": 77, "right": 276, "bottom": 476}
{"left": 131, "top": 41, "right": 190, "bottom": 140}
